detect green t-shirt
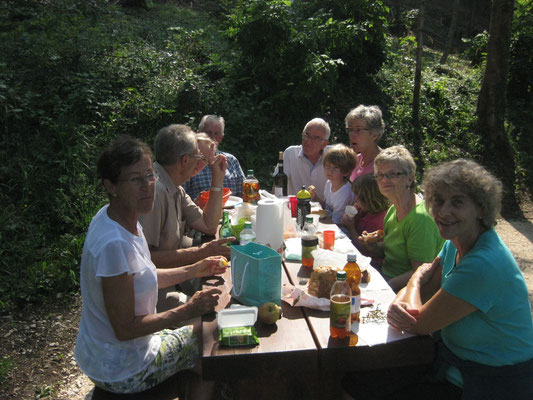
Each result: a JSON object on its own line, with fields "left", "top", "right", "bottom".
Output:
{"left": 381, "top": 200, "right": 444, "bottom": 278}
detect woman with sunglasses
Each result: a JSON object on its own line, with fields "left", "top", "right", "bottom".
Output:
{"left": 75, "top": 136, "right": 226, "bottom": 396}
{"left": 359, "top": 145, "right": 444, "bottom": 291}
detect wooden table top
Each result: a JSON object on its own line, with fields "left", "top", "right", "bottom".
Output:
{"left": 283, "top": 260, "right": 435, "bottom": 371}
{"left": 201, "top": 260, "right": 317, "bottom": 382}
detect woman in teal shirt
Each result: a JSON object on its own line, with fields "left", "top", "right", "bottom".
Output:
{"left": 387, "top": 159, "right": 533, "bottom": 399}
{"left": 359, "top": 145, "right": 444, "bottom": 291}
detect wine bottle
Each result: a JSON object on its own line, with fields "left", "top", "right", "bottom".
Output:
{"left": 273, "top": 151, "right": 288, "bottom": 197}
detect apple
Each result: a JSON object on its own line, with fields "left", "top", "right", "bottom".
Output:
{"left": 258, "top": 302, "right": 282, "bottom": 325}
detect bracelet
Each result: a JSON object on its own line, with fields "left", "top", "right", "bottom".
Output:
{"left": 210, "top": 186, "right": 223, "bottom": 192}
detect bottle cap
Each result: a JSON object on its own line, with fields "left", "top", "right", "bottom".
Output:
{"left": 247, "top": 169, "right": 254, "bottom": 175}
{"left": 297, "top": 186, "right": 311, "bottom": 199}
{"left": 336, "top": 270, "right": 347, "bottom": 281}
{"left": 305, "top": 215, "right": 313, "bottom": 223}
{"left": 347, "top": 253, "right": 357, "bottom": 262}
{"left": 244, "top": 221, "right": 252, "bottom": 229}
{"left": 301, "top": 235, "right": 318, "bottom": 246}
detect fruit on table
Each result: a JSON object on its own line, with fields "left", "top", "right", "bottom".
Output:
{"left": 219, "top": 257, "right": 228, "bottom": 268}
{"left": 258, "top": 302, "right": 282, "bottom": 325}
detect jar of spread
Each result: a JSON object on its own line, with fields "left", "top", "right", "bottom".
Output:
{"left": 301, "top": 235, "right": 318, "bottom": 268}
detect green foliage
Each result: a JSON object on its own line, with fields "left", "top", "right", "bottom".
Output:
{"left": 507, "top": 0, "right": 533, "bottom": 192}
{"left": 377, "top": 37, "right": 483, "bottom": 178}
{"left": 461, "top": 31, "right": 489, "bottom": 66}
{"left": 0, "top": 0, "right": 225, "bottom": 311}
{"left": 0, "top": 0, "right": 530, "bottom": 312}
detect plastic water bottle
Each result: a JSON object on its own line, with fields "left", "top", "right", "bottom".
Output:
{"left": 303, "top": 215, "right": 316, "bottom": 236}
{"left": 239, "top": 221, "right": 256, "bottom": 245}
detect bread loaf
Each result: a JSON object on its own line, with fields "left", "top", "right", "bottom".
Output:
{"left": 308, "top": 266, "right": 338, "bottom": 298}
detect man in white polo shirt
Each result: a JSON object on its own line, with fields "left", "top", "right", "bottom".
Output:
{"left": 281, "top": 118, "right": 331, "bottom": 195}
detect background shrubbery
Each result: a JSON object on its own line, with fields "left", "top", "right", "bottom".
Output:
{"left": 0, "top": 0, "right": 531, "bottom": 312}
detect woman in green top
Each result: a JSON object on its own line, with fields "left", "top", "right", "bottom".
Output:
{"left": 359, "top": 145, "right": 444, "bottom": 291}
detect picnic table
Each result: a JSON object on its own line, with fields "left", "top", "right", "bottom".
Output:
{"left": 201, "top": 262, "right": 320, "bottom": 399}
{"left": 201, "top": 216, "right": 435, "bottom": 399}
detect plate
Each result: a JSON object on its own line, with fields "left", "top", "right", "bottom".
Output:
{"left": 224, "top": 196, "right": 243, "bottom": 208}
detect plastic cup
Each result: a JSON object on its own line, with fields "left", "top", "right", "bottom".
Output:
{"left": 289, "top": 196, "right": 297, "bottom": 218}
{"left": 345, "top": 205, "right": 358, "bottom": 219}
{"left": 323, "top": 230, "right": 335, "bottom": 250}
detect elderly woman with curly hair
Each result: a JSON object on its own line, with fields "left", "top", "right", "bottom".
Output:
{"left": 385, "top": 159, "right": 533, "bottom": 399}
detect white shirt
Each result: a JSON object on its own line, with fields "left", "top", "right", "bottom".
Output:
{"left": 324, "top": 180, "right": 355, "bottom": 224}
{"left": 282, "top": 145, "right": 331, "bottom": 196}
{"left": 75, "top": 205, "right": 160, "bottom": 382}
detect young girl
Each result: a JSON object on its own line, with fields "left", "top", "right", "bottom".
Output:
{"left": 310, "top": 144, "right": 357, "bottom": 224}
{"left": 342, "top": 173, "right": 389, "bottom": 265}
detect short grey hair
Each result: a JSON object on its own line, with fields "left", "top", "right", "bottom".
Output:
{"left": 154, "top": 124, "right": 197, "bottom": 166}
{"left": 422, "top": 159, "right": 502, "bottom": 230}
{"left": 345, "top": 105, "right": 385, "bottom": 140}
{"left": 198, "top": 115, "right": 225, "bottom": 133}
{"left": 374, "top": 145, "right": 417, "bottom": 191}
{"left": 303, "top": 117, "right": 331, "bottom": 140}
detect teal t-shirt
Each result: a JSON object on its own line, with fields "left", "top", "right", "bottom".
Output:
{"left": 381, "top": 200, "right": 444, "bottom": 278}
{"left": 440, "top": 229, "right": 533, "bottom": 367}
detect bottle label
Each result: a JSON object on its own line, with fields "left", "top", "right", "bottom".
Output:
{"left": 351, "top": 294, "right": 361, "bottom": 315}
{"left": 274, "top": 187, "right": 283, "bottom": 197}
{"left": 330, "top": 294, "right": 351, "bottom": 329}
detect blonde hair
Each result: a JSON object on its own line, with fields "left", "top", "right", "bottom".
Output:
{"left": 323, "top": 144, "right": 357, "bottom": 176}
{"left": 374, "top": 145, "right": 417, "bottom": 191}
{"left": 352, "top": 174, "right": 389, "bottom": 214}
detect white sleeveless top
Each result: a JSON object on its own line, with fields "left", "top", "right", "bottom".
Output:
{"left": 75, "top": 205, "right": 160, "bottom": 382}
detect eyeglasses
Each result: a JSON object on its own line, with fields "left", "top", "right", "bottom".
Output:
{"left": 118, "top": 172, "right": 159, "bottom": 186}
{"left": 302, "top": 132, "right": 327, "bottom": 142}
{"left": 191, "top": 153, "right": 209, "bottom": 163}
{"left": 374, "top": 171, "right": 406, "bottom": 181}
{"left": 346, "top": 127, "right": 370, "bottom": 135}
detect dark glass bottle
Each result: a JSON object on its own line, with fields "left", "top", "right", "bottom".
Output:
{"left": 273, "top": 151, "right": 288, "bottom": 197}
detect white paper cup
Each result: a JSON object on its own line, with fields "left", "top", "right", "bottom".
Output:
{"left": 345, "top": 205, "right": 358, "bottom": 218}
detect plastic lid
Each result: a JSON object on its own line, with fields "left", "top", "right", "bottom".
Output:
{"left": 336, "top": 270, "right": 347, "bottom": 281}
{"left": 217, "top": 306, "right": 258, "bottom": 328}
{"left": 247, "top": 169, "right": 254, "bottom": 175}
{"left": 301, "top": 235, "right": 318, "bottom": 246}
{"left": 244, "top": 221, "right": 252, "bottom": 229}
{"left": 347, "top": 253, "right": 357, "bottom": 262}
{"left": 305, "top": 215, "right": 313, "bottom": 223}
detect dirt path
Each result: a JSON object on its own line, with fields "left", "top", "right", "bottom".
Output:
{"left": 1, "top": 217, "right": 532, "bottom": 400}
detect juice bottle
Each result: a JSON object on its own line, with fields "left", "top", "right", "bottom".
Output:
{"left": 330, "top": 270, "right": 352, "bottom": 339}
{"left": 301, "top": 235, "right": 318, "bottom": 268}
{"left": 243, "top": 169, "right": 260, "bottom": 204}
{"left": 344, "top": 253, "right": 362, "bottom": 322}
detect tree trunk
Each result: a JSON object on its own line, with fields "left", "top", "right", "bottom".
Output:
{"left": 412, "top": 0, "right": 425, "bottom": 129}
{"left": 476, "top": 0, "right": 518, "bottom": 216}
{"left": 440, "top": 0, "right": 460, "bottom": 64}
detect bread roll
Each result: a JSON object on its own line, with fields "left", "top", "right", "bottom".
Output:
{"left": 308, "top": 266, "right": 338, "bottom": 298}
